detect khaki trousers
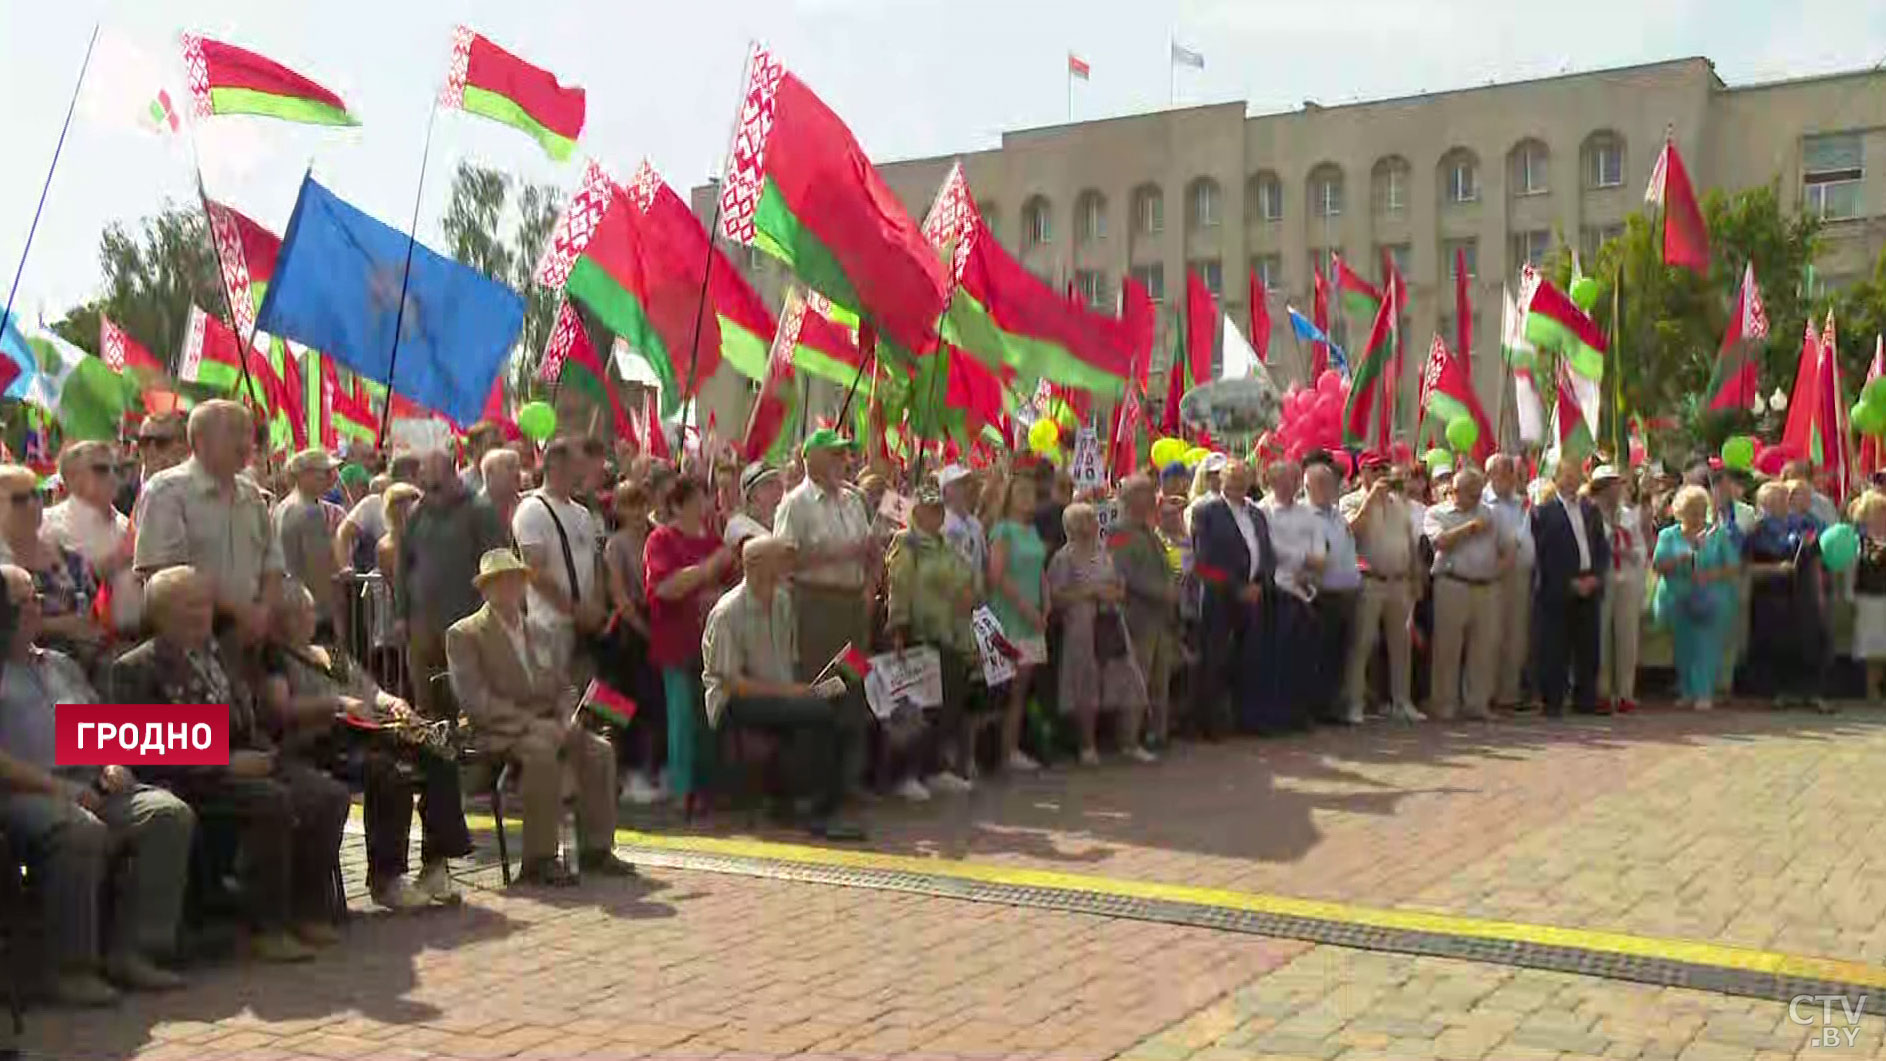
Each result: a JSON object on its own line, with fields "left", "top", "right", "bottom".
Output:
{"left": 1493, "top": 564, "right": 1532, "bottom": 705}
{"left": 1599, "top": 571, "right": 1646, "bottom": 701}
{"left": 1345, "top": 575, "right": 1414, "bottom": 711}
{"left": 1430, "top": 577, "right": 1500, "bottom": 718}
{"left": 1131, "top": 625, "right": 1178, "bottom": 740}
{"left": 505, "top": 720, "right": 617, "bottom": 863}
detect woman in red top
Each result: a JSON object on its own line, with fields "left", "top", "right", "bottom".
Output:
{"left": 644, "top": 477, "right": 738, "bottom": 812}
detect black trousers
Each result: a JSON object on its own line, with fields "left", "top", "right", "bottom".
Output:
{"left": 362, "top": 747, "right": 473, "bottom": 885}
{"left": 1197, "top": 592, "right": 1256, "bottom": 739}
{"left": 1534, "top": 589, "right": 1602, "bottom": 713}
{"left": 1254, "top": 595, "right": 1318, "bottom": 734}
{"left": 1311, "top": 590, "right": 1357, "bottom": 721}
{"left": 723, "top": 690, "right": 867, "bottom": 819}
{"left": 168, "top": 760, "right": 349, "bottom": 928}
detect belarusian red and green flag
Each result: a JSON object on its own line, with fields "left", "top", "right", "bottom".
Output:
{"left": 203, "top": 198, "right": 307, "bottom": 447}
{"left": 921, "top": 164, "right": 1137, "bottom": 397}
{"left": 539, "top": 299, "right": 631, "bottom": 441}
{"left": 1786, "top": 313, "right": 1853, "bottom": 498}
{"left": 717, "top": 45, "right": 949, "bottom": 357}
{"left": 1552, "top": 361, "right": 1598, "bottom": 465}
{"left": 1502, "top": 284, "right": 1546, "bottom": 446}
{"left": 1415, "top": 334, "right": 1494, "bottom": 463}
{"left": 1645, "top": 134, "right": 1710, "bottom": 275}
{"left": 99, "top": 315, "right": 165, "bottom": 378}
{"left": 1332, "top": 254, "right": 1382, "bottom": 320}
{"left": 743, "top": 288, "right": 808, "bottom": 464}
{"left": 439, "top": 26, "right": 585, "bottom": 162}
{"left": 537, "top": 160, "right": 775, "bottom": 414}
{"left": 180, "top": 34, "right": 357, "bottom": 127}
{"left": 579, "top": 678, "right": 637, "bottom": 727}
{"left": 1708, "top": 261, "right": 1768, "bottom": 411}
{"left": 1341, "top": 284, "right": 1396, "bottom": 447}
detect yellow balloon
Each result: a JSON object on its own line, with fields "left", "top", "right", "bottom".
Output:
{"left": 1150, "top": 438, "right": 1185, "bottom": 467}
{"left": 1027, "top": 418, "right": 1059, "bottom": 453}
{"left": 1182, "top": 445, "right": 1210, "bottom": 468}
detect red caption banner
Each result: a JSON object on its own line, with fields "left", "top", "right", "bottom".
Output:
{"left": 55, "top": 704, "right": 230, "bottom": 766}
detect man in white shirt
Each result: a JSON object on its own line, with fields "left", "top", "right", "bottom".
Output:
{"left": 1590, "top": 466, "right": 1647, "bottom": 714}
{"left": 937, "top": 464, "right": 986, "bottom": 589}
{"left": 334, "top": 452, "right": 420, "bottom": 576}
{"left": 1424, "top": 465, "right": 1510, "bottom": 720}
{"left": 1263, "top": 460, "right": 1324, "bottom": 731}
{"left": 773, "top": 430, "right": 874, "bottom": 683}
{"left": 511, "top": 438, "right": 603, "bottom": 676}
{"left": 1305, "top": 460, "right": 1360, "bottom": 724}
{"left": 1343, "top": 454, "right": 1424, "bottom": 723}
{"left": 1483, "top": 454, "right": 1535, "bottom": 710}
{"left": 44, "top": 441, "right": 141, "bottom": 635}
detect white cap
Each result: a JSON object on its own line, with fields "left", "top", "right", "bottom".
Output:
{"left": 937, "top": 463, "right": 972, "bottom": 489}
{"left": 1201, "top": 453, "right": 1228, "bottom": 473}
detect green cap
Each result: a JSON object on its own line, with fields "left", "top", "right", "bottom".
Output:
{"left": 338, "top": 463, "right": 369, "bottom": 487}
{"left": 802, "top": 428, "right": 856, "bottom": 456}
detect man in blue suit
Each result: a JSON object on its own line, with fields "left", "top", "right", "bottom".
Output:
{"left": 1530, "top": 459, "right": 1611, "bottom": 716}
{"left": 1190, "top": 459, "right": 1275, "bottom": 737}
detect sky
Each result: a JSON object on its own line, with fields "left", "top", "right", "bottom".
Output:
{"left": 3, "top": 0, "right": 1884, "bottom": 332}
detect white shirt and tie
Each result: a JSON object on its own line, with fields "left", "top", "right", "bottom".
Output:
{"left": 1562, "top": 495, "right": 1592, "bottom": 572}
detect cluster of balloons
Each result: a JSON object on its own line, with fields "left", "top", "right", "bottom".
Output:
{"left": 1719, "top": 434, "right": 1800, "bottom": 478}
{"left": 516, "top": 400, "right": 558, "bottom": 442}
{"left": 1272, "top": 370, "right": 1353, "bottom": 463}
{"left": 1150, "top": 437, "right": 1216, "bottom": 471}
{"left": 1853, "top": 377, "right": 1886, "bottom": 439}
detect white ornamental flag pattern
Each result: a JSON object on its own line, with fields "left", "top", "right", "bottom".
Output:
{"left": 179, "top": 34, "right": 214, "bottom": 118}
{"left": 538, "top": 300, "right": 584, "bottom": 382}
{"left": 625, "top": 159, "right": 662, "bottom": 214}
{"left": 920, "top": 164, "right": 979, "bottom": 286}
{"left": 535, "top": 159, "right": 618, "bottom": 289}
{"left": 1741, "top": 262, "right": 1770, "bottom": 341}
{"left": 717, "top": 43, "right": 786, "bottom": 246}
{"left": 100, "top": 318, "right": 129, "bottom": 373}
{"left": 178, "top": 306, "right": 208, "bottom": 383}
{"left": 438, "top": 25, "right": 474, "bottom": 108}
{"left": 204, "top": 200, "right": 257, "bottom": 339}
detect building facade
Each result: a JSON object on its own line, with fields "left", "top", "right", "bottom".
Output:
{"left": 691, "top": 57, "right": 1886, "bottom": 439}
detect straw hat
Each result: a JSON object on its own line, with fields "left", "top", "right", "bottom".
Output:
{"left": 472, "top": 549, "right": 530, "bottom": 589}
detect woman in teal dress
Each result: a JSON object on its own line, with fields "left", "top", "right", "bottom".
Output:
{"left": 1653, "top": 485, "right": 1739, "bottom": 710}
{"left": 987, "top": 471, "right": 1049, "bottom": 773}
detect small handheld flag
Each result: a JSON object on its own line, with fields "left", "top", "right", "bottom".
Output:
{"left": 833, "top": 642, "right": 874, "bottom": 682}
{"left": 579, "top": 678, "right": 638, "bottom": 728}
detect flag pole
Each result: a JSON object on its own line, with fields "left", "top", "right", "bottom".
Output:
{"left": 4, "top": 24, "right": 98, "bottom": 344}
{"left": 192, "top": 163, "right": 263, "bottom": 424}
{"left": 376, "top": 103, "right": 440, "bottom": 450}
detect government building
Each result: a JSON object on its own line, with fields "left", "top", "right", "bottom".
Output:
{"left": 690, "top": 56, "right": 1886, "bottom": 436}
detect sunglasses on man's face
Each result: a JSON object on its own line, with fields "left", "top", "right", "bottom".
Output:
{"left": 88, "top": 462, "right": 115, "bottom": 477}
{"left": 138, "top": 435, "right": 181, "bottom": 449}
{"left": 4, "top": 489, "right": 48, "bottom": 507}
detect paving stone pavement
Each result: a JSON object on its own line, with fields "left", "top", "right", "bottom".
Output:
{"left": 17, "top": 705, "right": 1886, "bottom": 1060}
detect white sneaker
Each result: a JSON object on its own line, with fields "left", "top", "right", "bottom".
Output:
{"left": 1077, "top": 749, "right": 1101, "bottom": 767}
{"left": 1694, "top": 699, "right": 1714, "bottom": 712}
{"left": 926, "top": 772, "right": 974, "bottom": 795}
{"left": 371, "top": 877, "right": 429, "bottom": 913}
{"left": 1342, "top": 705, "right": 1367, "bottom": 725}
{"left": 413, "top": 862, "right": 462, "bottom": 905}
{"left": 1005, "top": 751, "right": 1041, "bottom": 773}
{"left": 622, "top": 770, "right": 663, "bottom": 805}
{"left": 1125, "top": 746, "right": 1159, "bottom": 764}
{"left": 1391, "top": 703, "right": 1428, "bottom": 723}
{"left": 894, "top": 777, "right": 932, "bottom": 802}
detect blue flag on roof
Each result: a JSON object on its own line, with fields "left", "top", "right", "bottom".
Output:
{"left": 256, "top": 175, "right": 525, "bottom": 427}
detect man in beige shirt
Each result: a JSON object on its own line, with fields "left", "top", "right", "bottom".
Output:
{"left": 1422, "top": 465, "right": 1512, "bottom": 720}
{"left": 772, "top": 429, "right": 875, "bottom": 682}
{"left": 1342, "top": 454, "right": 1424, "bottom": 723}
{"left": 133, "top": 401, "right": 284, "bottom": 648}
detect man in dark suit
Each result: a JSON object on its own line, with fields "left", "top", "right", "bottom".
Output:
{"left": 1530, "top": 460, "right": 1611, "bottom": 716}
{"left": 1190, "top": 459, "right": 1276, "bottom": 737}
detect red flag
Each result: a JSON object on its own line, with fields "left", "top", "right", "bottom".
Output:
{"left": 1159, "top": 326, "right": 1185, "bottom": 439}
{"left": 1708, "top": 262, "right": 1769, "bottom": 412}
{"left": 1416, "top": 334, "right": 1495, "bottom": 464}
{"left": 100, "top": 315, "right": 166, "bottom": 376}
{"left": 1247, "top": 268, "right": 1270, "bottom": 364}
{"left": 1818, "top": 312, "right": 1852, "bottom": 502}
{"left": 579, "top": 678, "right": 637, "bottom": 727}
{"left": 944, "top": 345, "right": 1006, "bottom": 436}
{"left": 1645, "top": 135, "right": 1710, "bottom": 275}
{"left": 643, "top": 389, "right": 671, "bottom": 460}
{"left": 1311, "top": 268, "right": 1331, "bottom": 379}
{"left": 1782, "top": 317, "right": 1823, "bottom": 462}
{"left": 1184, "top": 269, "right": 1215, "bottom": 389}
{"left": 1120, "top": 275, "right": 1156, "bottom": 388}
{"left": 1453, "top": 246, "right": 1472, "bottom": 377}
{"left": 742, "top": 290, "right": 805, "bottom": 462}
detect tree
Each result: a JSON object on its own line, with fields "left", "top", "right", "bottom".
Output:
{"left": 438, "top": 161, "right": 566, "bottom": 397}
{"left": 1549, "top": 183, "right": 1822, "bottom": 453}
{"left": 1831, "top": 247, "right": 1886, "bottom": 380}
{"left": 49, "top": 202, "right": 226, "bottom": 369}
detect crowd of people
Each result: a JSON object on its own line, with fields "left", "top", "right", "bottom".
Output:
{"left": 4, "top": 395, "right": 1885, "bottom": 1010}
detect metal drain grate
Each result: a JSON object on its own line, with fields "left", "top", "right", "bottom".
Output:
{"left": 615, "top": 843, "right": 1880, "bottom": 1005}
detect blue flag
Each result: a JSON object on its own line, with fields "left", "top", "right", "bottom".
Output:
{"left": 1285, "top": 307, "right": 1348, "bottom": 377}
{"left": 256, "top": 175, "right": 525, "bottom": 427}
{"left": 0, "top": 313, "right": 38, "bottom": 400}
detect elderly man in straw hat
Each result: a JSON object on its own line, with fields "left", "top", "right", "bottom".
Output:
{"left": 445, "top": 549, "right": 630, "bottom": 887}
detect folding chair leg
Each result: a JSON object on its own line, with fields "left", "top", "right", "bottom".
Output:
{"left": 493, "top": 762, "right": 512, "bottom": 886}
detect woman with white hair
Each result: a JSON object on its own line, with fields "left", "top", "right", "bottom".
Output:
{"left": 1652, "top": 485, "right": 1738, "bottom": 710}
{"left": 1047, "top": 502, "right": 1150, "bottom": 766}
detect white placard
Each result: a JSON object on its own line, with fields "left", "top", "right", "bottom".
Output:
{"left": 877, "top": 490, "right": 913, "bottom": 529}
{"left": 1095, "top": 499, "right": 1120, "bottom": 538}
{"left": 970, "top": 605, "right": 1017, "bottom": 687}
{"left": 862, "top": 646, "right": 944, "bottom": 720}
{"left": 1070, "top": 426, "right": 1104, "bottom": 491}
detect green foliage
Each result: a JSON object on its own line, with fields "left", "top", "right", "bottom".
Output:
{"left": 438, "top": 161, "right": 566, "bottom": 400}
{"left": 49, "top": 201, "right": 226, "bottom": 369}
{"left": 1830, "top": 247, "right": 1886, "bottom": 378}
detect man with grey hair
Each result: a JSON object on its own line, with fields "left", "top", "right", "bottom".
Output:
{"left": 1305, "top": 460, "right": 1361, "bottom": 724}
{"left": 1483, "top": 452, "right": 1535, "bottom": 710}
{"left": 1425, "top": 464, "right": 1512, "bottom": 720}
{"left": 479, "top": 445, "right": 524, "bottom": 531}
{"left": 399, "top": 450, "right": 506, "bottom": 716}
{"left": 1343, "top": 452, "right": 1422, "bottom": 722}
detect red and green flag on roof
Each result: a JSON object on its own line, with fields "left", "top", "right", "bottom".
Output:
{"left": 538, "top": 299, "right": 632, "bottom": 442}
{"left": 537, "top": 159, "right": 775, "bottom": 415}
{"left": 1708, "top": 262, "right": 1768, "bottom": 411}
{"left": 180, "top": 34, "right": 357, "bottom": 127}
{"left": 439, "top": 26, "right": 584, "bottom": 161}
{"left": 717, "top": 45, "right": 949, "bottom": 357}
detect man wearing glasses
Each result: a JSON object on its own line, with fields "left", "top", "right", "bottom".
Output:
{"left": 44, "top": 441, "right": 140, "bottom": 636}
{"left": 117, "top": 412, "right": 188, "bottom": 519}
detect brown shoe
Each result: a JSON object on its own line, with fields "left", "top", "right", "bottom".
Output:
{"left": 52, "top": 972, "right": 121, "bottom": 1008}
{"left": 250, "top": 931, "right": 316, "bottom": 963}
{"left": 515, "top": 857, "right": 579, "bottom": 887}
{"left": 294, "top": 921, "right": 341, "bottom": 947}
{"left": 105, "top": 954, "right": 185, "bottom": 992}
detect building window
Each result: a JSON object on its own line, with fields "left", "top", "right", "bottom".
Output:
{"left": 1583, "top": 132, "right": 1623, "bottom": 189}
{"left": 1804, "top": 133, "right": 1863, "bottom": 221}
{"left": 1074, "top": 269, "right": 1109, "bottom": 309}
{"left": 1372, "top": 156, "right": 1409, "bottom": 214}
{"left": 1075, "top": 190, "right": 1107, "bottom": 245}
{"left": 976, "top": 200, "right": 1000, "bottom": 243}
{"left": 1188, "top": 179, "right": 1221, "bottom": 230}
{"left": 1248, "top": 171, "right": 1283, "bottom": 222}
{"left": 1378, "top": 243, "right": 1411, "bottom": 279}
{"left": 1444, "top": 239, "right": 1478, "bottom": 279}
{"left": 1250, "top": 253, "right": 1282, "bottom": 291}
{"left": 1511, "top": 140, "right": 1550, "bottom": 196}
{"left": 1190, "top": 258, "right": 1223, "bottom": 300}
{"left": 1309, "top": 165, "right": 1344, "bottom": 218}
{"left": 1021, "top": 196, "right": 1052, "bottom": 247}
{"left": 1129, "top": 262, "right": 1165, "bottom": 304}
{"left": 1442, "top": 149, "right": 1480, "bottom": 204}
{"left": 1511, "top": 229, "right": 1552, "bottom": 267}
{"left": 1132, "top": 185, "right": 1164, "bottom": 235}
{"left": 1579, "top": 223, "right": 1624, "bottom": 263}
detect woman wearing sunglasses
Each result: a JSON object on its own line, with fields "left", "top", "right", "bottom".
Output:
{"left": 0, "top": 463, "right": 107, "bottom": 673}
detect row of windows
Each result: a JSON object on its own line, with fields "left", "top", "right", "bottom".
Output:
{"left": 1011, "top": 133, "right": 1629, "bottom": 248}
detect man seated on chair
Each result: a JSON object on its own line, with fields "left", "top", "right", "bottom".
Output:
{"left": 109, "top": 565, "right": 349, "bottom": 964}
{"left": 0, "top": 564, "right": 194, "bottom": 1006}
{"left": 702, "top": 535, "right": 867, "bottom": 841}
{"left": 445, "top": 548, "right": 630, "bottom": 887}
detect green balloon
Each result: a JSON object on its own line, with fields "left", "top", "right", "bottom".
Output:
{"left": 1864, "top": 377, "right": 1886, "bottom": 409}
{"left": 1445, "top": 415, "right": 1479, "bottom": 453}
{"left": 1720, "top": 435, "right": 1755, "bottom": 470}
{"left": 1854, "top": 401, "right": 1886, "bottom": 438}
{"left": 1569, "top": 276, "right": 1601, "bottom": 312}
{"left": 516, "top": 400, "right": 558, "bottom": 442}
{"left": 1820, "top": 522, "right": 1860, "bottom": 573}
{"left": 1423, "top": 447, "right": 1452, "bottom": 471}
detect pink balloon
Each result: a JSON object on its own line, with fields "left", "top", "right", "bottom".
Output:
{"left": 1628, "top": 440, "right": 1646, "bottom": 467}
{"left": 1317, "top": 370, "right": 1343, "bottom": 396}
